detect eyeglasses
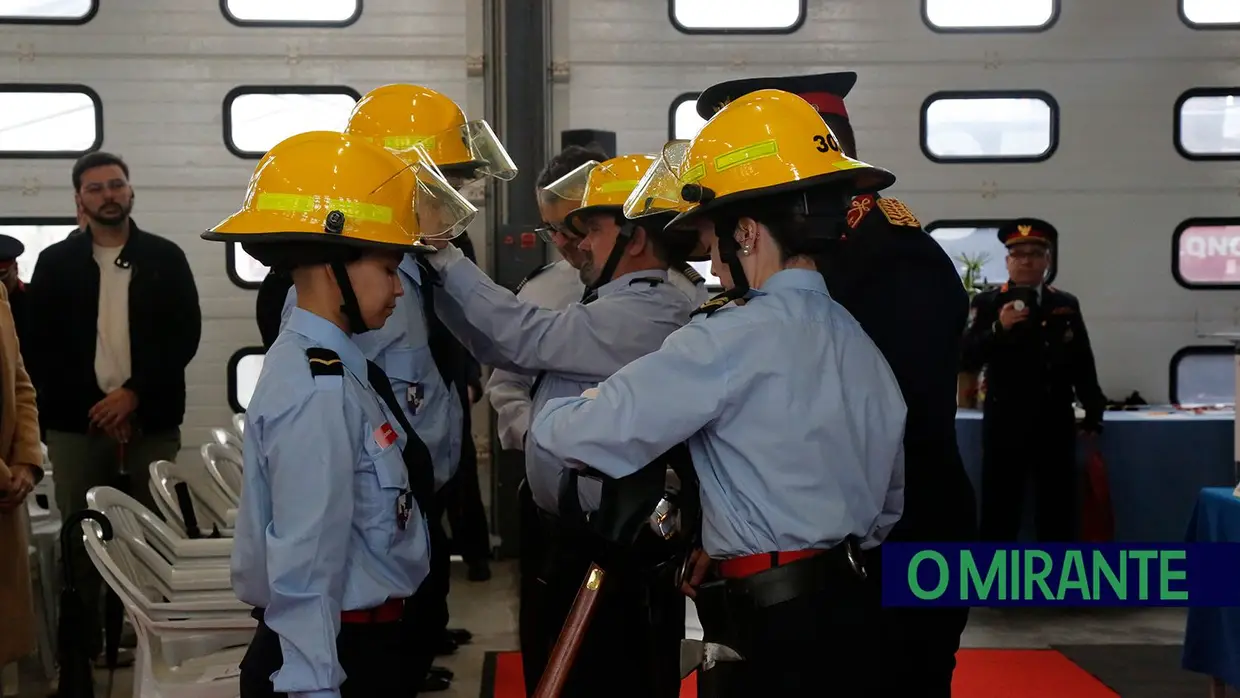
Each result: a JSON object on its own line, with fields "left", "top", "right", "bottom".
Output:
{"left": 533, "top": 222, "right": 576, "bottom": 244}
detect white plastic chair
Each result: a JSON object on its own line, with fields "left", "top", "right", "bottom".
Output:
{"left": 86, "top": 487, "right": 234, "bottom": 603}
{"left": 80, "top": 514, "right": 254, "bottom": 698}
{"left": 25, "top": 452, "right": 61, "bottom": 679}
{"left": 201, "top": 444, "right": 242, "bottom": 506}
{"left": 87, "top": 486, "right": 233, "bottom": 569}
{"left": 209, "top": 428, "right": 243, "bottom": 460}
{"left": 148, "top": 460, "right": 236, "bottom": 539}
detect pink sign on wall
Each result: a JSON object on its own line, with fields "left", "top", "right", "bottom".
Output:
{"left": 1178, "top": 224, "right": 1240, "bottom": 283}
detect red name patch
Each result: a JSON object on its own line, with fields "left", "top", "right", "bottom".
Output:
{"left": 374, "top": 423, "right": 398, "bottom": 449}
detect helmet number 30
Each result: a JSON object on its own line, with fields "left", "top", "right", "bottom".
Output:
{"left": 813, "top": 134, "right": 841, "bottom": 154}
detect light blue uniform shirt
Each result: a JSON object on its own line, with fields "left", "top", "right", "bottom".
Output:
{"left": 232, "top": 308, "right": 431, "bottom": 698}
{"left": 424, "top": 245, "right": 695, "bottom": 514}
{"left": 281, "top": 255, "right": 462, "bottom": 490}
{"left": 529, "top": 269, "right": 907, "bottom": 559}
{"left": 484, "top": 261, "right": 709, "bottom": 452}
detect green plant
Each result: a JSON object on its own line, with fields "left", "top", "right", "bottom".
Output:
{"left": 957, "top": 251, "right": 991, "bottom": 298}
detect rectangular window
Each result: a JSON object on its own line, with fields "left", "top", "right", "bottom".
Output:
{"left": 222, "top": 0, "right": 360, "bottom": 26}
{"left": 1172, "top": 218, "right": 1240, "bottom": 288}
{"left": 0, "top": 218, "right": 77, "bottom": 282}
{"left": 1181, "top": 0, "right": 1240, "bottom": 27}
{"left": 923, "top": 0, "right": 1057, "bottom": 31}
{"left": 670, "top": 0, "right": 805, "bottom": 33}
{"left": 1175, "top": 89, "right": 1240, "bottom": 160}
{"left": 926, "top": 219, "right": 1058, "bottom": 286}
{"left": 0, "top": 86, "right": 102, "bottom": 158}
{"left": 669, "top": 93, "right": 706, "bottom": 140}
{"left": 223, "top": 87, "right": 360, "bottom": 158}
{"left": 1, "top": 0, "right": 96, "bottom": 23}
{"left": 227, "top": 242, "right": 270, "bottom": 289}
{"left": 921, "top": 92, "right": 1058, "bottom": 162}
{"left": 1169, "top": 347, "right": 1234, "bottom": 406}
{"left": 228, "top": 347, "right": 266, "bottom": 413}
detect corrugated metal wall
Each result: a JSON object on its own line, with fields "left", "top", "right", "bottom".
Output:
{"left": 551, "top": 0, "right": 1240, "bottom": 402}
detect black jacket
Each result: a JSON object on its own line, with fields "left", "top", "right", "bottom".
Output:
{"left": 819, "top": 193, "right": 978, "bottom": 542}
{"left": 26, "top": 222, "right": 201, "bottom": 433}
{"left": 961, "top": 283, "right": 1105, "bottom": 428}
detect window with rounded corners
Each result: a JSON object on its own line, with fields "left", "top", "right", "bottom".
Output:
{"left": 1169, "top": 346, "right": 1234, "bottom": 406}
{"left": 0, "top": 85, "right": 103, "bottom": 158}
{"left": 669, "top": 0, "right": 806, "bottom": 34}
{"left": 222, "top": 86, "right": 361, "bottom": 159}
{"left": 688, "top": 261, "right": 722, "bottom": 291}
{"left": 1180, "top": 0, "right": 1240, "bottom": 28}
{"left": 227, "top": 242, "right": 269, "bottom": 290}
{"left": 1171, "top": 218, "right": 1240, "bottom": 289}
{"left": 922, "top": 0, "right": 1058, "bottom": 32}
{"left": 925, "top": 219, "right": 1058, "bottom": 287}
{"left": 222, "top": 0, "right": 361, "bottom": 27}
{"left": 1175, "top": 89, "right": 1240, "bottom": 160}
{"left": 0, "top": 0, "right": 98, "bottom": 24}
{"left": 920, "top": 91, "right": 1059, "bottom": 163}
{"left": 0, "top": 217, "right": 77, "bottom": 283}
{"left": 669, "top": 92, "right": 706, "bottom": 141}
{"left": 228, "top": 347, "right": 266, "bottom": 413}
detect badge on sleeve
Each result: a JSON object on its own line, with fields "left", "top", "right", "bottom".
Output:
{"left": 406, "top": 383, "right": 425, "bottom": 415}
{"left": 396, "top": 490, "right": 413, "bottom": 530}
{"left": 374, "top": 422, "right": 398, "bottom": 449}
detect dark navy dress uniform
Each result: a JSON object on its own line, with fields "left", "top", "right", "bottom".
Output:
{"left": 962, "top": 223, "right": 1106, "bottom": 543}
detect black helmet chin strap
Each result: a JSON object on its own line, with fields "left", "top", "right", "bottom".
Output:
{"left": 331, "top": 260, "right": 371, "bottom": 335}
{"left": 581, "top": 219, "right": 635, "bottom": 303}
{"left": 712, "top": 214, "right": 751, "bottom": 305}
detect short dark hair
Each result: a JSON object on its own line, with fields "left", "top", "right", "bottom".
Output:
{"left": 72, "top": 151, "right": 130, "bottom": 191}
{"left": 536, "top": 143, "right": 609, "bottom": 189}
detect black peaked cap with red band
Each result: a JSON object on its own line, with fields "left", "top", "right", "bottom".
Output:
{"left": 695, "top": 71, "right": 857, "bottom": 122}
{"left": 996, "top": 218, "right": 1057, "bottom": 248}
{"left": 0, "top": 234, "right": 24, "bottom": 262}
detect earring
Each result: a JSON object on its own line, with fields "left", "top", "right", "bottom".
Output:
{"left": 741, "top": 245, "right": 751, "bottom": 255}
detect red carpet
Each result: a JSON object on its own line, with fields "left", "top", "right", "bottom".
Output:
{"left": 481, "top": 648, "right": 1119, "bottom": 697}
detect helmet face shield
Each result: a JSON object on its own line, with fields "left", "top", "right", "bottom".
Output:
{"left": 541, "top": 161, "right": 600, "bottom": 204}
{"left": 403, "top": 144, "right": 479, "bottom": 241}
{"left": 622, "top": 140, "right": 694, "bottom": 220}
{"left": 461, "top": 119, "right": 518, "bottom": 181}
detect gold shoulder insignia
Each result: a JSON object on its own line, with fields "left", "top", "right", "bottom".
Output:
{"left": 876, "top": 198, "right": 921, "bottom": 228}
{"left": 679, "top": 262, "right": 704, "bottom": 285}
{"left": 689, "top": 292, "right": 735, "bottom": 319}
{"left": 713, "top": 97, "right": 732, "bottom": 114}
{"left": 306, "top": 347, "right": 344, "bottom": 377}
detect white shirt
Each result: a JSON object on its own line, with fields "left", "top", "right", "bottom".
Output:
{"left": 93, "top": 243, "right": 132, "bottom": 393}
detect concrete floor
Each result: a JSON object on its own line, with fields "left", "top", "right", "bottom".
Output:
{"left": 10, "top": 558, "right": 1197, "bottom": 698}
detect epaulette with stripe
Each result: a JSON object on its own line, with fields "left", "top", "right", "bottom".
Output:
{"left": 689, "top": 291, "right": 737, "bottom": 319}
{"left": 678, "top": 262, "right": 705, "bottom": 285}
{"left": 515, "top": 261, "right": 556, "bottom": 294}
{"left": 306, "top": 347, "right": 344, "bottom": 377}
{"left": 845, "top": 194, "right": 922, "bottom": 231}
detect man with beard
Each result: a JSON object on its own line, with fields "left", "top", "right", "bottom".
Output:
{"left": 26, "top": 151, "right": 201, "bottom": 669}
{"left": 695, "top": 73, "right": 976, "bottom": 696}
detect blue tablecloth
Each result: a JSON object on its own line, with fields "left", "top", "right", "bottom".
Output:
{"left": 955, "top": 407, "right": 1235, "bottom": 541}
{"left": 1182, "top": 487, "right": 1240, "bottom": 690}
